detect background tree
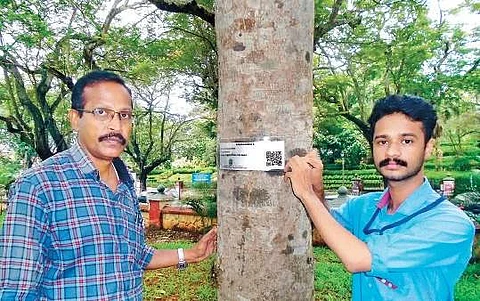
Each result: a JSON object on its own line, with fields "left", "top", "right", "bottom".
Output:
{"left": 314, "top": 116, "right": 369, "bottom": 169}
{"left": 0, "top": 0, "right": 156, "bottom": 159}
{"left": 441, "top": 110, "right": 480, "bottom": 155}
{"left": 312, "top": 0, "right": 479, "bottom": 149}
{"left": 173, "top": 116, "right": 217, "bottom": 167}
{"left": 125, "top": 79, "right": 197, "bottom": 190}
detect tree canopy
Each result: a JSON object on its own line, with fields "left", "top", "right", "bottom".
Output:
{"left": 1, "top": 0, "right": 478, "bottom": 172}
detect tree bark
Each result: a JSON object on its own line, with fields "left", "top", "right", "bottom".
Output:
{"left": 216, "top": 1, "right": 314, "bottom": 300}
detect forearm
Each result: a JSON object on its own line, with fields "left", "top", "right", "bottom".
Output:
{"left": 145, "top": 248, "right": 205, "bottom": 270}
{"left": 145, "top": 227, "right": 216, "bottom": 270}
{"left": 302, "top": 192, "right": 372, "bottom": 273}
{"left": 312, "top": 186, "right": 329, "bottom": 210}
{"left": 145, "top": 249, "right": 177, "bottom": 270}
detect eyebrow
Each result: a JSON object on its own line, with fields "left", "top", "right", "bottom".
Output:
{"left": 89, "top": 106, "right": 132, "bottom": 112}
{"left": 374, "top": 133, "right": 419, "bottom": 140}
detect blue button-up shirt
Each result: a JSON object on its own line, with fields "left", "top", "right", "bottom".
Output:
{"left": 332, "top": 179, "right": 475, "bottom": 300}
{"left": 0, "top": 143, "right": 154, "bottom": 300}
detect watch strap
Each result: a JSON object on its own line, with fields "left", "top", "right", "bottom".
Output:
{"left": 177, "top": 248, "right": 188, "bottom": 270}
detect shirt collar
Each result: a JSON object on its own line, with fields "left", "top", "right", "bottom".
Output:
{"left": 112, "top": 157, "right": 134, "bottom": 185}
{"left": 69, "top": 142, "right": 133, "bottom": 186}
{"left": 69, "top": 142, "right": 98, "bottom": 179}
{"left": 379, "top": 178, "right": 440, "bottom": 216}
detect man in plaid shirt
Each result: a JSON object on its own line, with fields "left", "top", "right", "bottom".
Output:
{"left": 0, "top": 71, "right": 217, "bottom": 300}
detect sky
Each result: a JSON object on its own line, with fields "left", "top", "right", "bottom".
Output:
{"left": 427, "top": 0, "right": 479, "bottom": 30}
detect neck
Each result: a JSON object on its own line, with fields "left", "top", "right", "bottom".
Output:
{"left": 96, "top": 160, "right": 115, "bottom": 179}
{"left": 76, "top": 142, "right": 119, "bottom": 191}
{"left": 387, "top": 173, "right": 425, "bottom": 213}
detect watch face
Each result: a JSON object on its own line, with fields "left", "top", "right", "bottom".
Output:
{"left": 177, "top": 261, "right": 188, "bottom": 270}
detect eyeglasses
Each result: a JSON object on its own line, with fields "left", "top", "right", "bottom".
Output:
{"left": 76, "top": 108, "right": 134, "bottom": 123}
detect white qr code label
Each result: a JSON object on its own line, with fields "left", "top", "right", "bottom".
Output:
{"left": 220, "top": 140, "right": 284, "bottom": 171}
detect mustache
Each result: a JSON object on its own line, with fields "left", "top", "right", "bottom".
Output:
{"left": 98, "top": 132, "right": 127, "bottom": 145}
{"left": 379, "top": 158, "right": 408, "bottom": 167}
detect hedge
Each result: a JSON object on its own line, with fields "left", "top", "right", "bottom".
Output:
{"left": 426, "top": 172, "right": 480, "bottom": 196}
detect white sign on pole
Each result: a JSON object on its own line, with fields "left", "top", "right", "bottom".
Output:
{"left": 219, "top": 140, "right": 284, "bottom": 171}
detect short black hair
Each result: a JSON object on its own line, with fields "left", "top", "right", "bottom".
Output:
{"left": 367, "top": 94, "right": 437, "bottom": 143}
{"left": 71, "top": 70, "right": 132, "bottom": 112}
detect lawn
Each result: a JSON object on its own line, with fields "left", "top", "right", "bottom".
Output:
{"left": 143, "top": 241, "right": 217, "bottom": 301}
{"left": 143, "top": 241, "right": 480, "bottom": 301}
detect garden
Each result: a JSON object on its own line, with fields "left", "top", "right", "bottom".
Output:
{"left": 1, "top": 0, "right": 479, "bottom": 299}
{"left": 0, "top": 212, "right": 478, "bottom": 300}
{"left": 140, "top": 228, "right": 480, "bottom": 301}
{"left": 1, "top": 139, "right": 478, "bottom": 300}
{"left": 136, "top": 140, "right": 480, "bottom": 300}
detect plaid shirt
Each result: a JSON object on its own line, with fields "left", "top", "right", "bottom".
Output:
{"left": 0, "top": 143, "right": 154, "bottom": 300}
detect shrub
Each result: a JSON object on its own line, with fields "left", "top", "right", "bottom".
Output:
{"left": 183, "top": 183, "right": 217, "bottom": 219}
{"left": 191, "top": 182, "right": 216, "bottom": 190}
{"left": 184, "top": 196, "right": 217, "bottom": 219}
{"left": 454, "top": 173, "right": 480, "bottom": 194}
{"left": 426, "top": 172, "right": 479, "bottom": 195}
{"left": 451, "top": 191, "right": 480, "bottom": 224}
{"left": 157, "top": 185, "right": 166, "bottom": 193}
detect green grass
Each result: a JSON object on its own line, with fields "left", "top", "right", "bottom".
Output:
{"left": 313, "top": 247, "right": 351, "bottom": 300}
{"left": 143, "top": 241, "right": 217, "bottom": 301}
{"left": 455, "top": 262, "right": 480, "bottom": 300}
{"left": 142, "top": 244, "right": 480, "bottom": 300}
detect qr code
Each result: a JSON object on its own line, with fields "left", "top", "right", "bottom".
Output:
{"left": 265, "top": 150, "right": 283, "bottom": 167}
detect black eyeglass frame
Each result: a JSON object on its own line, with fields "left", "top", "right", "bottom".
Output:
{"left": 76, "top": 108, "right": 135, "bottom": 123}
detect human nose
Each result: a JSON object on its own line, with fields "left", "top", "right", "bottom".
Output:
{"left": 385, "top": 141, "right": 401, "bottom": 158}
{"left": 106, "top": 112, "right": 122, "bottom": 129}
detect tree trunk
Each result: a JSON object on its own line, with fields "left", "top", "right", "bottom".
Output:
{"left": 139, "top": 169, "right": 148, "bottom": 192}
{"left": 216, "top": 1, "right": 314, "bottom": 300}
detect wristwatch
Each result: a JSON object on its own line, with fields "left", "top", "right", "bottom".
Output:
{"left": 177, "top": 248, "right": 188, "bottom": 270}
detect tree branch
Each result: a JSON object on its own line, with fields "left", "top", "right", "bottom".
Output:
{"left": 147, "top": 0, "right": 214, "bottom": 26}
{"left": 167, "top": 26, "right": 217, "bottom": 54}
{"left": 466, "top": 57, "right": 479, "bottom": 74}
{"left": 47, "top": 66, "right": 75, "bottom": 90}
{"left": 338, "top": 111, "right": 371, "bottom": 146}
{"left": 314, "top": 0, "right": 361, "bottom": 44}
{"left": 0, "top": 115, "right": 22, "bottom": 134}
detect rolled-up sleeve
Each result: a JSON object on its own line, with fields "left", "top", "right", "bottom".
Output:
{"left": 139, "top": 244, "right": 155, "bottom": 269}
{"left": 0, "top": 178, "right": 50, "bottom": 299}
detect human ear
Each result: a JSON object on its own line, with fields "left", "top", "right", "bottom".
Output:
{"left": 68, "top": 109, "right": 80, "bottom": 131}
{"left": 424, "top": 138, "right": 435, "bottom": 160}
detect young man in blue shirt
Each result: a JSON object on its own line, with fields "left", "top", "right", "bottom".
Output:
{"left": 0, "top": 71, "right": 217, "bottom": 300}
{"left": 285, "top": 95, "right": 474, "bottom": 300}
